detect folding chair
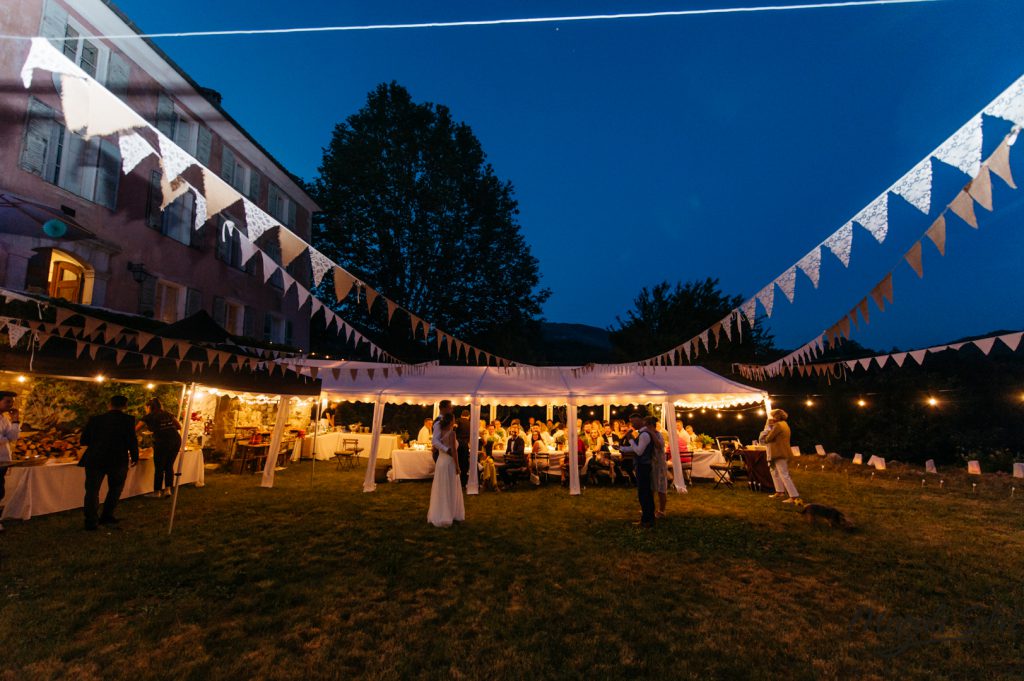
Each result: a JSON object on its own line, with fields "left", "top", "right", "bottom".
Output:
{"left": 710, "top": 438, "right": 746, "bottom": 490}
{"left": 334, "top": 438, "right": 363, "bottom": 471}
{"left": 542, "top": 452, "right": 564, "bottom": 484}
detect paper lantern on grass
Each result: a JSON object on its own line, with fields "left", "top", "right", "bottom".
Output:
{"left": 967, "top": 461, "right": 982, "bottom": 475}
{"left": 852, "top": 453, "right": 863, "bottom": 465}
{"left": 1013, "top": 463, "right": 1024, "bottom": 479}
{"left": 925, "top": 459, "right": 937, "bottom": 474}
{"left": 867, "top": 455, "right": 885, "bottom": 470}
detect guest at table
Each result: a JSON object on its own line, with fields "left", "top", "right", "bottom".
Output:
{"left": 0, "top": 391, "right": 21, "bottom": 532}
{"left": 137, "top": 398, "right": 181, "bottom": 498}
{"left": 417, "top": 418, "right": 433, "bottom": 445}
{"left": 479, "top": 445, "right": 499, "bottom": 492}
{"left": 530, "top": 427, "right": 545, "bottom": 454}
{"left": 79, "top": 395, "right": 139, "bottom": 531}
{"left": 549, "top": 422, "right": 566, "bottom": 449}
{"left": 685, "top": 424, "right": 698, "bottom": 450}
{"left": 762, "top": 409, "right": 802, "bottom": 506}
{"left": 562, "top": 430, "right": 587, "bottom": 486}
{"left": 602, "top": 423, "right": 619, "bottom": 448}
{"left": 499, "top": 424, "right": 529, "bottom": 487}
{"left": 618, "top": 411, "right": 656, "bottom": 528}
{"left": 491, "top": 419, "right": 507, "bottom": 441}
{"left": 539, "top": 422, "right": 555, "bottom": 448}
{"left": 584, "top": 423, "right": 604, "bottom": 455}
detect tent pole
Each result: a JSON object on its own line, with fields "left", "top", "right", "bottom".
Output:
{"left": 602, "top": 404, "right": 610, "bottom": 423}
{"left": 567, "top": 401, "right": 580, "bottom": 496}
{"left": 175, "top": 383, "right": 188, "bottom": 423}
{"left": 363, "top": 396, "right": 385, "bottom": 492}
{"left": 545, "top": 404, "right": 553, "bottom": 422}
{"left": 168, "top": 381, "right": 196, "bottom": 536}
{"left": 261, "top": 395, "right": 290, "bottom": 488}
{"left": 309, "top": 393, "right": 323, "bottom": 487}
{"left": 665, "top": 401, "right": 686, "bottom": 493}
{"left": 468, "top": 399, "right": 481, "bottom": 495}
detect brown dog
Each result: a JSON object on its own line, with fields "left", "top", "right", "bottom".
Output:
{"left": 799, "top": 503, "right": 855, "bottom": 531}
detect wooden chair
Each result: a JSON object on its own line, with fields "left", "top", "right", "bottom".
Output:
{"left": 334, "top": 438, "right": 363, "bottom": 471}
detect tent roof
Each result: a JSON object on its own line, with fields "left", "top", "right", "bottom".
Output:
{"left": 296, "top": 361, "right": 767, "bottom": 408}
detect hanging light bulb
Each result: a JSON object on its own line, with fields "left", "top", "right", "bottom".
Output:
{"left": 857, "top": 399, "right": 867, "bottom": 407}
{"left": 716, "top": 412, "right": 723, "bottom": 419}
{"left": 805, "top": 399, "right": 814, "bottom": 407}
{"left": 927, "top": 397, "right": 938, "bottom": 407}
{"left": 736, "top": 414, "right": 744, "bottom": 420}
{"left": 145, "top": 383, "right": 155, "bottom": 390}
{"left": 16, "top": 375, "right": 27, "bottom": 383}
{"left": 94, "top": 374, "right": 105, "bottom": 383}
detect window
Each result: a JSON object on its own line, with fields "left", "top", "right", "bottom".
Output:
{"left": 268, "top": 183, "right": 297, "bottom": 228}
{"left": 20, "top": 98, "right": 121, "bottom": 210}
{"left": 213, "top": 296, "right": 243, "bottom": 335}
{"left": 264, "top": 313, "right": 285, "bottom": 344}
{"left": 243, "top": 306, "right": 259, "bottom": 339}
{"left": 154, "top": 280, "right": 185, "bottom": 324}
{"left": 220, "top": 147, "right": 261, "bottom": 201}
{"left": 145, "top": 170, "right": 195, "bottom": 245}
{"left": 40, "top": 2, "right": 112, "bottom": 87}
{"left": 215, "top": 215, "right": 256, "bottom": 273}
{"left": 262, "top": 238, "right": 284, "bottom": 290}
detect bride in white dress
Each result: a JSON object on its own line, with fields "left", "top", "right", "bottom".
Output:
{"left": 427, "top": 413, "right": 465, "bottom": 527}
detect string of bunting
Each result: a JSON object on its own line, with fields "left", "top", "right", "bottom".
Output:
{"left": 631, "top": 71, "right": 1024, "bottom": 368}
{"left": 19, "top": 37, "right": 522, "bottom": 368}
{"left": 735, "top": 124, "right": 1020, "bottom": 381}
{"left": 735, "top": 329, "right": 1023, "bottom": 381}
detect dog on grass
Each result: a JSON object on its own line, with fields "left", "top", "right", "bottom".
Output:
{"left": 798, "top": 503, "right": 855, "bottom": 531}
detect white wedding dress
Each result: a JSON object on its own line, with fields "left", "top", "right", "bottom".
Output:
{"left": 427, "top": 434, "right": 465, "bottom": 527}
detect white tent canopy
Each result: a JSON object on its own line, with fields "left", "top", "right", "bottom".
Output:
{"left": 289, "top": 361, "right": 770, "bottom": 497}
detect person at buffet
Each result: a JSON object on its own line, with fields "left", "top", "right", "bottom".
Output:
{"left": 499, "top": 423, "right": 529, "bottom": 487}
{"left": 0, "top": 391, "right": 21, "bottom": 532}
{"left": 617, "top": 412, "right": 656, "bottom": 528}
{"left": 79, "top": 395, "right": 139, "bottom": 531}
{"left": 431, "top": 400, "right": 453, "bottom": 463}
{"left": 322, "top": 403, "right": 336, "bottom": 429}
{"left": 417, "top": 418, "right": 432, "bottom": 445}
{"left": 137, "top": 398, "right": 182, "bottom": 498}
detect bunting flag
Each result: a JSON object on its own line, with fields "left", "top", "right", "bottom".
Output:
{"left": 721, "top": 314, "right": 733, "bottom": 342}
{"left": 891, "top": 157, "right": 932, "bottom": 214}
{"left": 949, "top": 190, "right": 979, "bottom": 228}
{"left": 278, "top": 228, "right": 309, "bottom": 267}
{"left": 823, "top": 222, "right": 853, "bottom": 267}
{"left": 740, "top": 298, "right": 757, "bottom": 326}
{"left": 891, "top": 352, "right": 907, "bottom": 367}
{"left": 118, "top": 132, "right": 156, "bottom": 175}
{"left": 904, "top": 241, "right": 924, "bottom": 278}
{"left": 6, "top": 324, "right": 29, "bottom": 347}
{"left": 973, "top": 337, "right": 996, "bottom": 355}
{"left": 925, "top": 216, "right": 947, "bottom": 256}
{"left": 260, "top": 253, "right": 278, "bottom": 284}
{"left": 157, "top": 131, "right": 195, "bottom": 183}
{"left": 309, "top": 248, "right": 333, "bottom": 287}
{"left": 1001, "top": 332, "right": 1023, "bottom": 351}
{"left": 243, "top": 198, "right": 276, "bottom": 242}
{"left": 934, "top": 114, "right": 983, "bottom": 177}
{"left": 202, "top": 168, "right": 243, "bottom": 217}
{"left": 796, "top": 247, "right": 822, "bottom": 288}
{"left": 364, "top": 286, "right": 379, "bottom": 312}
{"left": 967, "top": 166, "right": 993, "bottom": 211}
{"left": 854, "top": 193, "right": 889, "bottom": 244}
{"left": 776, "top": 267, "right": 797, "bottom": 303}
{"left": 756, "top": 284, "right": 775, "bottom": 318}
{"left": 333, "top": 267, "right": 356, "bottom": 302}
{"left": 986, "top": 141, "right": 1016, "bottom": 188}
{"left": 20, "top": 37, "right": 89, "bottom": 88}
{"left": 159, "top": 172, "right": 190, "bottom": 210}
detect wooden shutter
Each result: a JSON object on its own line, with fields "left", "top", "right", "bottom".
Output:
{"left": 95, "top": 139, "right": 121, "bottom": 210}
{"left": 286, "top": 199, "right": 297, "bottom": 229}
{"left": 263, "top": 313, "right": 273, "bottom": 342}
{"left": 243, "top": 306, "right": 258, "bottom": 338}
{"left": 145, "top": 170, "right": 162, "bottom": 229}
{"left": 139, "top": 275, "right": 157, "bottom": 317}
{"left": 20, "top": 98, "right": 56, "bottom": 177}
{"left": 186, "top": 288, "right": 202, "bottom": 317}
{"left": 211, "top": 296, "right": 226, "bottom": 327}
{"left": 285, "top": 319, "right": 294, "bottom": 347}
{"left": 40, "top": 0, "right": 69, "bottom": 48}
{"left": 105, "top": 51, "right": 131, "bottom": 98}
{"left": 156, "top": 92, "right": 175, "bottom": 137}
{"left": 220, "top": 146, "right": 236, "bottom": 183}
{"left": 248, "top": 168, "right": 261, "bottom": 201}
{"left": 196, "top": 126, "right": 212, "bottom": 166}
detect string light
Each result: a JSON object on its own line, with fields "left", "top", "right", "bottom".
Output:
{"left": 756, "top": 408, "right": 765, "bottom": 416}
{"left": 716, "top": 413, "right": 723, "bottom": 419}
{"left": 736, "top": 414, "right": 744, "bottom": 420}
{"left": 94, "top": 374, "right": 105, "bottom": 383}
{"left": 16, "top": 375, "right": 27, "bottom": 383}
{"left": 927, "top": 397, "right": 938, "bottom": 407}
{"left": 857, "top": 399, "right": 867, "bottom": 407}
{"left": 145, "top": 383, "right": 155, "bottom": 390}
{"left": 805, "top": 399, "right": 814, "bottom": 407}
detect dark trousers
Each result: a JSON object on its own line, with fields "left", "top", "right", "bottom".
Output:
{"left": 457, "top": 443, "right": 470, "bottom": 488}
{"left": 84, "top": 465, "right": 129, "bottom": 527}
{"left": 153, "top": 441, "right": 179, "bottom": 491}
{"left": 635, "top": 462, "right": 655, "bottom": 525}
{"left": 0, "top": 467, "right": 7, "bottom": 503}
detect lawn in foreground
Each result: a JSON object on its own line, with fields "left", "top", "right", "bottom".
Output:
{"left": 1, "top": 463, "right": 1022, "bottom": 681}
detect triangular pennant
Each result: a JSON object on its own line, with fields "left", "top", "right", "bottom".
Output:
{"left": 756, "top": 284, "right": 775, "bottom": 318}
{"left": 114, "top": 349, "right": 127, "bottom": 365}
{"left": 201, "top": 168, "right": 243, "bottom": 217}
{"left": 838, "top": 317, "right": 851, "bottom": 339}
{"left": 973, "top": 337, "right": 996, "bottom": 355}
{"left": 904, "top": 241, "right": 924, "bottom": 278}
{"left": 350, "top": 369, "right": 359, "bottom": 381}
{"left": 999, "top": 332, "right": 1023, "bottom": 351}
{"left": 364, "top": 287, "right": 379, "bottom": 313}
{"left": 333, "top": 267, "right": 356, "bottom": 302}
{"left": 858, "top": 358, "right": 871, "bottom": 371}
{"left": 75, "top": 340, "right": 87, "bottom": 358}
{"left": 796, "top": 247, "right": 821, "bottom": 288}
{"left": 331, "top": 368, "right": 341, "bottom": 381}
{"left": 6, "top": 324, "right": 29, "bottom": 348}
{"left": 699, "top": 330, "right": 710, "bottom": 352}
{"left": 823, "top": 222, "right": 853, "bottom": 267}
{"left": 891, "top": 352, "right": 907, "bottom": 367}
{"left": 845, "top": 360, "right": 858, "bottom": 371}
{"left": 280, "top": 271, "right": 296, "bottom": 296}
{"left": 160, "top": 172, "right": 189, "bottom": 210}
{"left": 82, "top": 316, "right": 103, "bottom": 339}
{"left": 925, "top": 216, "right": 946, "bottom": 256}
{"left": 853, "top": 193, "right": 889, "bottom": 244}
{"left": 261, "top": 253, "right": 278, "bottom": 284}
{"left": 55, "top": 307, "right": 75, "bottom": 327}
{"left": 237, "top": 234, "right": 259, "bottom": 267}
{"left": 740, "top": 298, "right": 757, "bottom": 326}
{"left": 157, "top": 131, "right": 195, "bottom": 182}
{"left": 176, "top": 341, "right": 191, "bottom": 359}
{"left": 277, "top": 227, "right": 309, "bottom": 267}
{"left": 947, "top": 342, "right": 966, "bottom": 351}
{"left": 309, "top": 248, "right": 333, "bottom": 287}
{"left": 986, "top": 141, "right": 1016, "bottom": 189}
{"left": 776, "top": 267, "right": 797, "bottom": 303}
{"left": 243, "top": 198, "right": 276, "bottom": 241}
{"left": 983, "top": 75, "right": 1024, "bottom": 126}
{"left": 721, "top": 315, "right": 733, "bottom": 342}
{"left": 294, "top": 285, "right": 310, "bottom": 309}
{"left": 934, "top": 114, "right": 983, "bottom": 177}
{"left": 875, "top": 355, "right": 889, "bottom": 368}
{"left": 135, "top": 331, "right": 154, "bottom": 351}
{"left": 87, "top": 343, "right": 99, "bottom": 360}
{"left": 949, "top": 191, "right": 978, "bottom": 228}
{"left": 118, "top": 132, "right": 156, "bottom": 175}
{"left": 891, "top": 157, "right": 932, "bottom": 214}
{"left": 102, "top": 323, "right": 123, "bottom": 344}
{"left": 159, "top": 338, "right": 175, "bottom": 357}
{"left": 20, "top": 37, "right": 89, "bottom": 89}
{"left": 967, "top": 166, "right": 993, "bottom": 211}
{"left": 909, "top": 349, "right": 928, "bottom": 365}
{"left": 682, "top": 343, "right": 692, "bottom": 362}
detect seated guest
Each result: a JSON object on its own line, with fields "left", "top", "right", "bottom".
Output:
{"left": 499, "top": 424, "right": 530, "bottom": 486}
{"left": 584, "top": 423, "right": 604, "bottom": 455}
{"left": 588, "top": 441, "right": 616, "bottom": 485}
{"left": 530, "top": 427, "right": 546, "bottom": 454}
{"left": 601, "top": 423, "right": 619, "bottom": 449}
{"left": 539, "top": 422, "right": 555, "bottom": 447}
{"left": 492, "top": 419, "right": 507, "bottom": 441}
{"left": 561, "top": 430, "right": 587, "bottom": 486}
{"left": 685, "top": 424, "right": 699, "bottom": 450}
{"left": 417, "top": 418, "right": 433, "bottom": 444}
{"left": 484, "top": 424, "right": 501, "bottom": 455}
{"left": 479, "top": 446, "right": 499, "bottom": 491}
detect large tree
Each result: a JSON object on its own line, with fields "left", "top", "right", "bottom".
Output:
{"left": 608, "top": 278, "right": 775, "bottom": 372}
{"left": 313, "top": 82, "right": 549, "bottom": 361}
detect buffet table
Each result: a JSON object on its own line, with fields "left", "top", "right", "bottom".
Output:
{"left": 306, "top": 432, "right": 400, "bottom": 461}
{"left": 689, "top": 449, "right": 727, "bottom": 479}
{"left": 2, "top": 448, "right": 205, "bottom": 521}
{"left": 389, "top": 449, "right": 436, "bottom": 481}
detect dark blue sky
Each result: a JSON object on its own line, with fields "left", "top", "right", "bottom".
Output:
{"left": 115, "top": 0, "right": 1024, "bottom": 352}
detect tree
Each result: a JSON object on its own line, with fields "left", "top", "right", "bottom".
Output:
{"left": 312, "top": 82, "right": 549, "bottom": 361}
{"left": 608, "top": 278, "right": 775, "bottom": 372}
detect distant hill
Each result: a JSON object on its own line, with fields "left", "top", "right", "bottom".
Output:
{"left": 538, "top": 322, "right": 616, "bottom": 365}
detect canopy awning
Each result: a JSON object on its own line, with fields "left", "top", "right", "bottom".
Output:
{"left": 294, "top": 361, "right": 767, "bottom": 409}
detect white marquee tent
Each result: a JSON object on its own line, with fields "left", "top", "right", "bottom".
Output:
{"left": 289, "top": 361, "right": 770, "bottom": 496}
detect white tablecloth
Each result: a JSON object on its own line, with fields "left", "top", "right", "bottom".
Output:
{"left": 2, "top": 449, "right": 205, "bottom": 521}
{"left": 689, "top": 449, "right": 726, "bottom": 479}
{"left": 389, "top": 449, "right": 435, "bottom": 480}
{"left": 308, "top": 432, "right": 400, "bottom": 461}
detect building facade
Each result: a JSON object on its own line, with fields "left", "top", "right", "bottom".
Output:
{"left": 0, "top": 0, "right": 317, "bottom": 350}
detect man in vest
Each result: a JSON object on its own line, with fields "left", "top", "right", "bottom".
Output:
{"left": 431, "top": 400, "right": 453, "bottom": 463}
{"left": 617, "top": 411, "right": 656, "bottom": 528}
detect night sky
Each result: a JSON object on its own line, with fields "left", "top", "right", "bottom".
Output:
{"left": 110, "top": 0, "right": 1024, "bottom": 352}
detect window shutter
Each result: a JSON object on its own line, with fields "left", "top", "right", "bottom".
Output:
{"left": 139, "top": 275, "right": 157, "bottom": 317}
{"left": 243, "top": 306, "right": 257, "bottom": 338}
{"left": 268, "top": 183, "right": 280, "bottom": 220}
{"left": 145, "top": 170, "right": 162, "bottom": 229}
{"left": 20, "top": 98, "right": 55, "bottom": 177}
{"left": 285, "top": 319, "right": 294, "bottom": 347}
{"left": 212, "top": 296, "right": 226, "bottom": 327}
{"left": 95, "top": 139, "right": 121, "bottom": 210}
{"left": 196, "top": 126, "right": 212, "bottom": 166}
{"left": 248, "top": 168, "right": 261, "bottom": 201}
{"left": 40, "top": 0, "right": 69, "bottom": 48}
{"left": 286, "top": 200, "right": 297, "bottom": 229}
{"left": 105, "top": 51, "right": 131, "bottom": 98}
{"left": 156, "top": 92, "right": 175, "bottom": 137}
{"left": 186, "top": 288, "right": 202, "bottom": 317}
{"left": 263, "top": 313, "right": 273, "bottom": 342}
{"left": 220, "top": 146, "right": 236, "bottom": 183}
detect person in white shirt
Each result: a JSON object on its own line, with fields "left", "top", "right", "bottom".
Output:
{"left": 0, "top": 391, "right": 22, "bottom": 532}
{"left": 417, "top": 418, "right": 432, "bottom": 445}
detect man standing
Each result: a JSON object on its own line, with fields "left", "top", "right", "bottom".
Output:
{"left": 431, "top": 400, "right": 454, "bottom": 463}
{"left": 79, "top": 395, "right": 139, "bottom": 530}
{"left": 0, "top": 391, "right": 21, "bottom": 532}
{"left": 454, "top": 410, "right": 472, "bottom": 489}
{"left": 618, "top": 411, "right": 656, "bottom": 528}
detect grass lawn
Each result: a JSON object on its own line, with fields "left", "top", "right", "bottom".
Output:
{"left": 1, "top": 460, "right": 1022, "bottom": 680}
